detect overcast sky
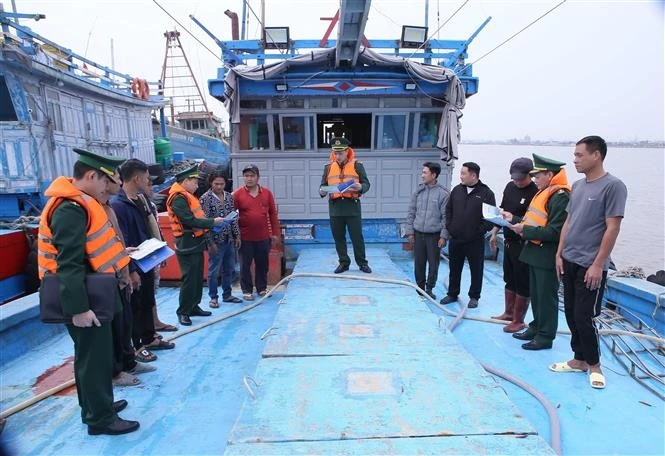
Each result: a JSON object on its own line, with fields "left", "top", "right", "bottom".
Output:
{"left": 16, "top": 0, "right": 665, "bottom": 141}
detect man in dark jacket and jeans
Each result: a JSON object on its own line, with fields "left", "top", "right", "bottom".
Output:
{"left": 441, "top": 162, "right": 495, "bottom": 308}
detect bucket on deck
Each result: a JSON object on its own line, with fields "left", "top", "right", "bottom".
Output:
{"left": 173, "top": 151, "right": 185, "bottom": 162}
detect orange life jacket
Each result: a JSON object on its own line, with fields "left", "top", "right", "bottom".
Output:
{"left": 37, "top": 176, "right": 130, "bottom": 279}
{"left": 166, "top": 182, "right": 207, "bottom": 238}
{"left": 327, "top": 147, "right": 361, "bottom": 200}
{"left": 522, "top": 168, "right": 571, "bottom": 245}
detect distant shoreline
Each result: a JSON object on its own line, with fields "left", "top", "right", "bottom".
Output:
{"left": 461, "top": 140, "right": 664, "bottom": 148}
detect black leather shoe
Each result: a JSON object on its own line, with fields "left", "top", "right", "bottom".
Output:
{"left": 112, "top": 400, "right": 128, "bottom": 413}
{"left": 359, "top": 264, "right": 372, "bottom": 273}
{"left": 334, "top": 264, "right": 349, "bottom": 274}
{"left": 522, "top": 340, "right": 552, "bottom": 351}
{"left": 512, "top": 329, "right": 534, "bottom": 341}
{"left": 467, "top": 298, "right": 479, "bottom": 309}
{"left": 88, "top": 418, "right": 140, "bottom": 436}
{"left": 191, "top": 306, "right": 212, "bottom": 317}
{"left": 222, "top": 296, "right": 243, "bottom": 303}
{"left": 178, "top": 314, "right": 192, "bottom": 326}
{"left": 426, "top": 290, "right": 436, "bottom": 300}
{"left": 439, "top": 295, "right": 458, "bottom": 305}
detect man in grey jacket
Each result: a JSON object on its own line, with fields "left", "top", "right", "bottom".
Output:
{"left": 405, "top": 162, "right": 450, "bottom": 299}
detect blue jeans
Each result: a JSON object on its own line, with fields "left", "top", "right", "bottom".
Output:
{"left": 207, "top": 240, "right": 235, "bottom": 300}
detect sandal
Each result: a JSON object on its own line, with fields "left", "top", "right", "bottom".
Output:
{"left": 113, "top": 371, "right": 141, "bottom": 387}
{"left": 209, "top": 298, "right": 219, "bottom": 309}
{"left": 258, "top": 290, "right": 268, "bottom": 297}
{"left": 135, "top": 348, "right": 157, "bottom": 363}
{"left": 154, "top": 323, "right": 178, "bottom": 332}
{"left": 146, "top": 338, "right": 175, "bottom": 350}
{"left": 243, "top": 293, "right": 255, "bottom": 301}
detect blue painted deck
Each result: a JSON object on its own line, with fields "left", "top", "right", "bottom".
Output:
{"left": 0, "top": 248, "right": 663, "bottom": 455}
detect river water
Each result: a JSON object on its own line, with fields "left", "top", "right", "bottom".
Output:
{"left": 456, "top": 144, "right": 665, "bottom": 275}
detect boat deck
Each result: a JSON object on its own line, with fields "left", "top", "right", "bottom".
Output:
{"left": 1, "top": 248, "right": 663, "bottom": 454}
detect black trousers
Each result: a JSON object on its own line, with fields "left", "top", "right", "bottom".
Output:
{"left": 130, "top": 270, "right": 156, "bottom": 348}
{"left": 112, "top": 287, "right": 136, "bottom": 376}
{"left": 330, "top": 215, "right": 368, "bottom": 267}
{"left": 414, "top": 231, "right": 441, "bottom": 291}
{"left": 503, "top": 239, "right": 530, "bottom": 297}
{"left": 562, "top": 259, "right": 607, "bottom": 366}
{"left": 527, "top": 266, "right": 559, "bottom": 345}
{"left": 239, "top": 239, "right": 271, "bottom": 294}
{"left": 447, "top": 237, "right": 485, "bottom": 299}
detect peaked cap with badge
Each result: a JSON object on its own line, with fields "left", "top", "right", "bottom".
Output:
{"left": 529, "top": 153, "right": 565, "bottom": 174}
{"left": 73, "top": 148, "right": 125, "bottom": 184}
{"left": 174, "top": 164, "right": 200, "bottom": 182}
{"left": 330, "top": 137, "right": 350, "bottom": 150}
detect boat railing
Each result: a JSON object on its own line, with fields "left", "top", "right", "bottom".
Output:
{"left": 0, "top": 10, "right": 161, "bottom": 102}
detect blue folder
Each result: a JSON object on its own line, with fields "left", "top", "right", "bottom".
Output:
{"left": 133, "top": 245, "right": 175, "bottom": 273}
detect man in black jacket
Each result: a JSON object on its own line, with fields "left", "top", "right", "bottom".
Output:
{"left": 440, "top": 162, "right": 496, "bottom": 308}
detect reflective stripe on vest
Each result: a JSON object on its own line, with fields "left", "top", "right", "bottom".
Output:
{"left": 521, "top": 169, "right": 570, "bottom": 245}
{"left": 166, "top": 182, "right": 207, "bottom": 238}
{"left": 37, "top": 177, "right": 130, "bottom": 278}
{"left": 327, "top": 159, "right": 360, "bottom": 200}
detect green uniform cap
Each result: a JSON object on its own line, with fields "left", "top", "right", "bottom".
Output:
{"left": 530, "top": 153, "right": 565, "bottom": 174}
{"left": 73, "top": 148, "right": 125, "bottom": 183}
{"left": 174, "top": 164, "right": 200, "bottom": 182}
{"left": 330, "top": 137, "right": 350, "bottom": 150}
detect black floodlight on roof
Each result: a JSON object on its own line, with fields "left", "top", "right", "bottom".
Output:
{"left": 400, "top": 25, "right": 428, "bottom": 48}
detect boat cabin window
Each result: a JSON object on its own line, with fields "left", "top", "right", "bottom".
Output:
{"left": 239, "top": 114, "right": 269, "bottom": 150}
{"left": 280, "top": 115, "right": 312, "bottom": 150}
{"left": 0, "top": 76, "right": 18, "bottom": 121}
{"left": 309, "top": 98, "right": 339, "bottom": 109}
{"left": 346, "top": 97, "right": 379, "bottom": 108}
{"left": 374, "top": 114, "right": 407, "bottom": 150}
{"left": 272, "top": 97, "right": 304, "bottom": 109}
{"left": 417, "top": 112, "right": 442, "bottom": 148}
{"left": 317, "top": 113, "right": 371, "bottom": 149}
{"left": 384, "top": 97, "right": 417, "bottom": 108}
{"left": 240, "top": 99, "right": 267, "bottom": 109}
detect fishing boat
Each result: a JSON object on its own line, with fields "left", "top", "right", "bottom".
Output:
{"left": 1, "top": 1, "right": 663, "bottom": 454}
{"left": 0, "top": 6, "right": 229, "bottom": 301}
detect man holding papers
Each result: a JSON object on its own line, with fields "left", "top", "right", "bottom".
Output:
{"left": 319, "top": 137, "right": 372, "bottom": 274}
{"left": 489, "top": 158, "right": 538, "bottom": 333}
{"left": 167, "top": 165, "right": 227, "bottom": 326}
{"left": 112, "top": 159, "right": 175, "bottom": 356}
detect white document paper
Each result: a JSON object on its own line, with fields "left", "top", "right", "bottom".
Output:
{"left": 129, "top": 238, "right": 168, "bottom": 260}
{"left": 482, "top": 203, "right": 512, "bottom": 228}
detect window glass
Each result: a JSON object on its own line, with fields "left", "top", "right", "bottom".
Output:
{"left": 272, "top": 97, "right": 304, "bottom": 109}
{"left": 239, "top": 114, "right": 269, "bottom": 150}
{"left": 240, "top": 99, "right": 267, "bottom": 109}
{"left": 347, "top": 97, "right": 379, "bottom": 108}
{"left": 384, "top": 97, "right": 416, "bottom": 108}
{"left": 282, "top": 116, "right": 306, "bottom": 150}
{"left": 417, "top": 112, "right": 442, "bottom": 148}
{"left": 374, "top": 114, "right": 406, "bottom": 149}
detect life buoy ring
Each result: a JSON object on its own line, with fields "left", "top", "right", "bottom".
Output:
{"left": 131, "top": 77, "right": 140, "bottom": 98}
{"left": 139, "top": 79, "right": 150, "bottom": 100}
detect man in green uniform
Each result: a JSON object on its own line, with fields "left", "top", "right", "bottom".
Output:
{"left": 38, "top": 148, "right": 139, "bottom": 435}
{"left": 508, "top": 154, "right": 570, "bottom": 350}
{"left": 166, "top": 165, "right": 226, "bottom": 326}
{"left": 319, "top": 137, "right": 372, "bottom": 274}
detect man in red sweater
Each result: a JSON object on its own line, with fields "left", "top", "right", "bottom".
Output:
{"left": 233, "top": 164, "right": 280, "bottom": 300}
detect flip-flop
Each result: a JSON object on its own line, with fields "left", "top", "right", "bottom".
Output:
{"left": 155, "top": 324, "right": 178, "bottom": 332}
{"left": 549, "top": 362, "right": 587, "bottom": 373}
{"left": 146, "top": 339, "right": 175, "bottom": 350}
{"left": 590, "top": 372, "right": 606, "bottom": 389}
